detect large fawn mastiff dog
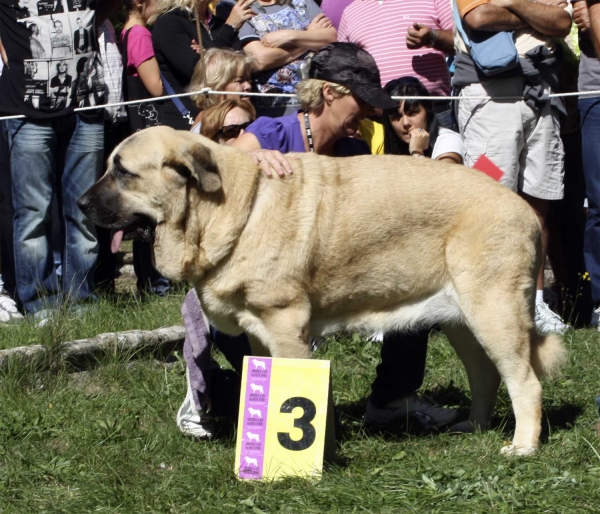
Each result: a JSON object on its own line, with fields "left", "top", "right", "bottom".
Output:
{"left": 78, "top": 126, "right": 566, "bottom": 455}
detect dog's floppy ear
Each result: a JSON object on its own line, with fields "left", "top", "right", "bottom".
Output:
{"left": 168, "top": 141, "right": 222, "bottom": 193}
{"left": 190, "top": 143, "right": 222, "bottom": 193}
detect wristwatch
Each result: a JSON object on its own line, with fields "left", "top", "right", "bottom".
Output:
{"left": 427, "top": 28, "right": 438, "bottom": 48}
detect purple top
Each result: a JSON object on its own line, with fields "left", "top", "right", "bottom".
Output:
{"left": 321, "top": 0, "right": 355, "bottom": 30}
{"left": 246, "top": 112, "right": 370, "bottom": 157}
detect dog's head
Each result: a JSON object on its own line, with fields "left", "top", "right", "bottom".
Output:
{"left": 77, "top": 126, "right": 224, "bottom": 280}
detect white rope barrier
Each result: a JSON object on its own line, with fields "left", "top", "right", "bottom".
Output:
{"left": 1, "top": 87, "right": 599, "bottom": 122}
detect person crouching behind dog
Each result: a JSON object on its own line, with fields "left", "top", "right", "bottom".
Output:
{"left": 232, "top": 43, "right": 459, "bottom": 432}
{"left": 177, "top": 99, "right": 257, "bottom": 439}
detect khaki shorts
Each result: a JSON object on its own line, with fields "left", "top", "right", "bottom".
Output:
{"left": 457, "top": 78, "right": 564, "bottom": 200}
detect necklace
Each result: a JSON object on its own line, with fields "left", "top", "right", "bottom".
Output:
{"left": 304, "top": 111, "right": 315, "bottom": 153}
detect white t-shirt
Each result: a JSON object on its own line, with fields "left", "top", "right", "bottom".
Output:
{"left": 431, "top": 127, "right": 465, "bottom": 161}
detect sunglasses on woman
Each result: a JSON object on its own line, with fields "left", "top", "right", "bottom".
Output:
{"left": 219, "top": 121, "right": 252, "bottom": 139}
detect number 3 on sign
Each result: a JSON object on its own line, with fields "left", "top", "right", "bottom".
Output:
{"left": 235, "top": 357, "right": 333, "bottom": 481}
{"left": 277, "top": 397, "right": 317, "bottom": 451}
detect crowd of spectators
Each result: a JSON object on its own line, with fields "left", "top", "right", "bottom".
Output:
{"left": 0, "top": 0, "right": 599, "bottom": 434}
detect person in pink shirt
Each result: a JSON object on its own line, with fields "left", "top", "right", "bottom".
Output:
{"left": 337, "top": 0, "right": 454, "bottom": 97}
{"left": 122, "top": 0, "right": 162, "bottom": 102}
{"left": 120, "top": 0, "right": 170, "bottom": 297}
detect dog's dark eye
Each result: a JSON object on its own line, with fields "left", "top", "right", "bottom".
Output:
{"left": 114, "top": 165, "right": 139, "bottom": 179}
{"left": 112, "top": 155, "right": 139, "bottom": 179}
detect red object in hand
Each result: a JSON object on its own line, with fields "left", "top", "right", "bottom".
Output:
{"left": 472, "top": 154, "right": 504, "bottom": 182}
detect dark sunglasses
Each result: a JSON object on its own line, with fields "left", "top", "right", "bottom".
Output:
{"left": 219, "top": 121, "right": 251, "bottom": 139}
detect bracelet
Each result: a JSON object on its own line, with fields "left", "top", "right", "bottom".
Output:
{"left": 411, "top": 152, "right": 425, "bottom": 158}
{"left": 427, "top": 28, "right": 438, "bottom": 48}
{"left": 225, "top": 23, "right": 239, "bottom": 32}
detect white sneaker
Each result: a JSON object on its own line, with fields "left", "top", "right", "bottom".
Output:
{"left": 535, "top": 300, "right": 572, "bottom": 335}
{"left": 0, "top": 293, "right": 24, "bottom": 324}
{"left": 364, "top": 393, "right": 458, "bottom": 430}
{"left": 176, "top": 367, "right": 214, "bottom": 439}
{"left": 33, "top": 308, "right": 59, "bottom": 328}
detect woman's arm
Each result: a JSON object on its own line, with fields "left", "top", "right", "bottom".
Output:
{"left": 243, "top": 40, "right": 307, "bottom": 71}
{"left": 232, "top": 131, "right": 262, "bottom": 152}
{"left": 0, "top": 38, "right": 7, "bottom": 67}
{"left": 233, "top": 132, "right": 295, "bottom": 177}
{"left": 260, "top": 14, "right": 337, "bottom": 51}
{"left": 136, "top": 57, "right": 163, "bottom": 97}
{"left": 209, "top": 20, "right": 242, "bottom": 49}
{"left": 435, "top": 153, "right": 463, "bottom": 164}
{"left": 261, "top": 27, "right": 337, "bottom": 51}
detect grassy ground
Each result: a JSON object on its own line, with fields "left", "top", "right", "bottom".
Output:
{"left": 0, "top": 292, "right": 185, "bottom": 351}
{"left": 1, "top": 299, "right": 600, "bottom": 513}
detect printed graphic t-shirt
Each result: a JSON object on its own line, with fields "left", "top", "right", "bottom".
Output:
{"left": 0, "top": 0, "right": 105, "bottom": 119}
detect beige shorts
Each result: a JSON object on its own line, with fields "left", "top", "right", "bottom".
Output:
{"left": 457, "top": 78, "right": 564, "bottom": 200}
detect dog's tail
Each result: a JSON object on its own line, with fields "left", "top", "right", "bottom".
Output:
{"left": 530, "top": 332, "right": 568, "bottom": 379}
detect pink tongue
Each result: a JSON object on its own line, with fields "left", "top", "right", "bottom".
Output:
{"left": 111, "top": 230, "right": 124, "bottom": 254}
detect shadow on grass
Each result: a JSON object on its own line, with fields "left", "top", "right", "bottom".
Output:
{"left": 332, "top": 382, "right": 586, "bottom": 447}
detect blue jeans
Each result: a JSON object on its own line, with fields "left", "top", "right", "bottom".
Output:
{"left": 579, "top": 98, "right": 600, "bottom": 305}
{"left": 4, "top": 115, "right": 103, "bottom": 313}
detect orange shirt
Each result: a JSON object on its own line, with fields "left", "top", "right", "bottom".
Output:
{"left": 456, "top": 0, "right": 490, "bottom": 18}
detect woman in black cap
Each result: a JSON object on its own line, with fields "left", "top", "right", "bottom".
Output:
{"left": 233, "top": 42, "right": 397, "bottom": 170}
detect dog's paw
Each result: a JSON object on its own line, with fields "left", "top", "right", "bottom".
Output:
{"left": 500, "top": 444, "right": 537, "bottom": 456}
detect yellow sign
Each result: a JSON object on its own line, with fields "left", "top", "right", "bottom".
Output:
{"left": 235, "top": 357, "right": 334, "bottom": 481}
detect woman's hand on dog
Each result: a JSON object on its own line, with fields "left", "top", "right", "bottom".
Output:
{"left": 250, "top": 149, "right": 295, "bottom": 177}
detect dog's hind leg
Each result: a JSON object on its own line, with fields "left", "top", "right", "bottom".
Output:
{"left": 446, "top": 214, "right": 544, "bottom": 455}
{"left": 441, "top": 323, "right": 500, "bottom": 432}
{"left": 458, "top": 294, "right": 543, "bottom": 456}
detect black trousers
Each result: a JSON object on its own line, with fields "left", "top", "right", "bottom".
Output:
{"left": 370, "top": 329, "right": 430, "bottom": 407}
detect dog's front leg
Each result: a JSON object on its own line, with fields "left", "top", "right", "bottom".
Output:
{"left": 247, "top": 335, "right": 272, "bottom": 357}
{"left": 242, "top": 304, "right": 312, "bottom": 360}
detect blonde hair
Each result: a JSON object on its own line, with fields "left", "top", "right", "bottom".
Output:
{"left": 188, "top": 48, "right": 256, "bottom": 110}
{"left": 295, "top": 78, "right": 351, "bottom": 111}
{"left": 200, "top": 98, "right": 257, "bottom": 141}
{"left": 150, "top": 0, "right": 194, "bottom": 23}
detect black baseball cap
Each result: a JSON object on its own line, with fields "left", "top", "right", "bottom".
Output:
{"left": 308, "top": 43, "right": 398, "bottom": 110}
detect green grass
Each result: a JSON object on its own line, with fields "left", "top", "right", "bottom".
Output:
{"left": 1, "top": 317, "right": 600, "bottom": 512}
{"left": 0, "top": 292, "right": 186, "bottom": 351}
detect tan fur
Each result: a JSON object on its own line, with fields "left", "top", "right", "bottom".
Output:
{"left": 80, "top": 126, "right": 567, "bottom": 455}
